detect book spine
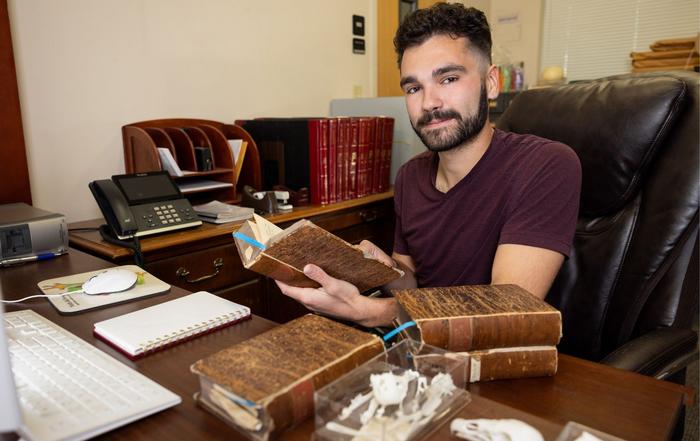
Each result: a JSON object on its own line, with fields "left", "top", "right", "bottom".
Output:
{"left": 380, "top": 118, "right": 394, "bottom": 192}
{"left": 366, "top": 118, "right": 377, "bottom": 196}
{"left": 348, "top": 118, "right": 359, "bottom": 200}
{"left": 416, "top": 312, "right": 562, "bottom": 351}
{"left": 320, "top": 119, "right": 330, "bottom": 205}
{"left": 356, "top": 118, "right": 372, "bottom": 198}
{"left": 308, "top": 120, "right": 324, "bottom": 205}
{"left": 464, "top": 346, "right": 558, "bottom": 382}
{"left": 328, "top": 118, "right": 338, "bottom": 204}
{"left": 338, "top": 117, "right": 350, "bottom": 201}
{"left": 371, "top": 117, "right": 384, "bottom": 194}
{"left": 265, "top": 338, "right": 385, "bottom": 437}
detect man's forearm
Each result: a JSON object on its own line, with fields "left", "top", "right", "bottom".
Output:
{"left": 356, "top": 297, "right": 399, "bottom": 327}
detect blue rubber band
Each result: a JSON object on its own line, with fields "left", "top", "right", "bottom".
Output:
{"left": 232, "top": 232, "right": 267, "bottom": 250}
{"left": 382, "top": 321, "right": 416, "bottom": 342}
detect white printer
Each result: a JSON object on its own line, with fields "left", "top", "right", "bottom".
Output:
{"left": 0, "top": 203, "right": 68, "bottom": 266}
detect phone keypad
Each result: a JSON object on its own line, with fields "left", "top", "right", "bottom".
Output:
{"left": 153, "top": 206, "right": 181, "bottom": 225}
{"left": 135, "top": 202, "right": 197, "bottom": 230}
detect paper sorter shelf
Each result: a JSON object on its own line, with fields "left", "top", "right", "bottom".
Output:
{"left": 178, "top": 179, "right": 234, "bottom": 194}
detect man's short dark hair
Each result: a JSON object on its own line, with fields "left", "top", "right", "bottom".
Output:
{"left": 394, "top": 3, "right": 492, "bottom": 67}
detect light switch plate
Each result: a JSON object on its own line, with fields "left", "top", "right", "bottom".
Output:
{"left": 353, "top": 15, "right": 365, "bottom": 36}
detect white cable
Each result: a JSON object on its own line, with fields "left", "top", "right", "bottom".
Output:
{"left": 1, "top": 291, "right": 84, "bottom": 303}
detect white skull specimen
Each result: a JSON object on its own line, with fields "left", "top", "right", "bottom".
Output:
{"left": 450, "top": 418, "right": 544, "bottom": 441}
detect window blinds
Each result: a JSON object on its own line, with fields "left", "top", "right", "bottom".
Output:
{"left": 540, "top": 0, "right": 699, "bottom": 82}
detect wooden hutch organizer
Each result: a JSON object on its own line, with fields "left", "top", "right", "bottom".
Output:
{"left": 122, "top": 118, "right": 262, "bottom": 205}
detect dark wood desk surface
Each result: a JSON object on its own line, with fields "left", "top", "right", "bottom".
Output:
{"left": 0, "top": 249, "right": 693, "bottom": 441}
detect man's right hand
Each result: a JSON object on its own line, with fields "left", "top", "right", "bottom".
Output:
{"left": 275, "top": 263, "right": 398, "bottom": 327}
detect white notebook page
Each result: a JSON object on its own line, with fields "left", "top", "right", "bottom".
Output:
{"left": 94, "top": 291, "right": 250, "bottom": 357}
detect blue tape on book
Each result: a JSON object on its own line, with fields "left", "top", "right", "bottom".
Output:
{"left": 383, "top": 321, "right": 416, "bottom": 342}
{"left": 232, "top": 232, "right": 266, "bottom": 250}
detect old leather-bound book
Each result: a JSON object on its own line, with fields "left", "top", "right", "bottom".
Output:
{"left": 234, "top": 214, "right": 402, "bottom": 293}
{"left": 191, "top": 314, "right": 384, "bottom": 441}
{"left": 393, "top": 284, "right": 562, "bottom": 351}
{"left": 394, "top": 285, "right": 561, "bottom": 382}
{"left": 464, "top": 346, "right": 558, "bottom": 382}
{"left": 413, "top": 345, "right": 558, "bottom": 383}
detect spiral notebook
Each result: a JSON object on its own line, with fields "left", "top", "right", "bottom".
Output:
{"left": 93, "top": 291, "right": 251, "bottom": 359}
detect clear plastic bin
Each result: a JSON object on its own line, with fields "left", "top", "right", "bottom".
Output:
{"left": 555, "top": 421, "right": 626, "bottom": 441}
{"left": 314, "top": 339, "right": 470, "bottom": 441}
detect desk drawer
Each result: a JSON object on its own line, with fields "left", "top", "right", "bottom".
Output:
{"left": 146, "top": 243, "right": 255, "bottom": 293}
{"left": 214, "top": 278, "right": 265, "bottom": 316}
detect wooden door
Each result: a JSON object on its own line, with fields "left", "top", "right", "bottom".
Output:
{"left": 377, "top": 0, "right": 441, "bottom": 97}
{"left": 0, "top": 0, "right": 31, "bottom": 204}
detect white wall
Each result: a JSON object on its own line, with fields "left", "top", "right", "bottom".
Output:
{"left": 9, "top": 0, "right": 375, "bottom": 222}
{"left": 457, "top": 0, "right": 543, "bottom": 89}
{"left": 488, "top": 0, "right": 542, "bottom": 88}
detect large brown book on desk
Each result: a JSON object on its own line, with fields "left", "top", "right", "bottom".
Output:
{"left": 191, "top": 314, "right": 384, "bottom": 441}
{"left": 234, "top": 214, "right": 402, "bottom": 292}
{"left": 394, "top": 285, "right": 561, "bottom": 381}
{"left": 394, "top": 284, "right": 561, "bottom": 351}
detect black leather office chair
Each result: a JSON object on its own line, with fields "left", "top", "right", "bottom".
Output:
{"left": 496, "top": 72, "right": 699, "bottom": 384}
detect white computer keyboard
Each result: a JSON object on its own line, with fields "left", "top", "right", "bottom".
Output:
{"left": 4, "top": 310, "right": 180, "bottom": 441}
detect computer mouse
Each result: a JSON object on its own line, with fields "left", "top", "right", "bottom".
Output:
{"left": 82, "top": 268, "right": 138, "bottom": 295}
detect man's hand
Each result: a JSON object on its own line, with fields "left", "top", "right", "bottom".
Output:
{"left": 275, "top": 263, "right": 398, "bottom": 327}
{"left": 357, "top": 241, "right": 418, "bottom": 291}
{"left": 356, "top": 240, "right": 396, "bottom": 267}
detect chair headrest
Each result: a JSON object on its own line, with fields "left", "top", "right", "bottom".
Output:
{"left": 497, "top": 76, "right": 688, "bottom": 217}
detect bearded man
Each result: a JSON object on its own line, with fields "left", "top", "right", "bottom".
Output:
{"left": 275, "top": 3, "right": 581, "bottom": 327}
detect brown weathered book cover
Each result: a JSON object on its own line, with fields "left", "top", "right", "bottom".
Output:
{"left": 463, "top": 346, "right": 558, "bottom": 382}
{"left": 393, "top": 284, "right": 562, "bottom": 351}
{"left": 414, "top": 345, "right": 558, "bottom": 383}
{"left": 190, "top": 314, "right": 384, "bottom": 441}
{"left": 234, "top": 219, "right": 402, "bottom": 292}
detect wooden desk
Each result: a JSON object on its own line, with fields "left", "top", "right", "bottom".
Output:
{"left": 68, "top": 192, "right": 395, "bottom": 324}
{"left": 0, "top": 249, "right": 693, "bottom": 441}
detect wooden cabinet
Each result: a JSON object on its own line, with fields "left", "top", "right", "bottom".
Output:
{"left": 69, "top": 192, "right": 394, "bottom": 323}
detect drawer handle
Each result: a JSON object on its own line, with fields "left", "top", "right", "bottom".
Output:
{"left": 176, "top": 258, "right": 224, "bottom": 284}
{"left": 359, "top": 209, "right": 378, "bottom": 222}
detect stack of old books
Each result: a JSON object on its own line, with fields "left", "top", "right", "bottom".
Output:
{"left": 630, "top": 35, "right": 699, "bottom": 73}
{"left": 393, "top": 284, "right": 562, "bottom": 383}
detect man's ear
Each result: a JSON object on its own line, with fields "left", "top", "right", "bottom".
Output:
{"left": 485, "top": 64, "right": 500, "bottom": 100}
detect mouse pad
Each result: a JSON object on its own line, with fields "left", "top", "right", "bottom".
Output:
{"left": 37, "top": 265, "right": 171, "bottom": 315}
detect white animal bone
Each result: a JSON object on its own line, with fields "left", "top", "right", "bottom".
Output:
{"left": 450, "top": 418, "right": 544, "bottom": 441}
{"left": 340, "top": 391, "right": 373, "bottom": 420}
{"left": 327, "top": 369, "right": 459, "bottom": 441}
{"left": 370, "top": 371, "right": 417, "bottom": 406}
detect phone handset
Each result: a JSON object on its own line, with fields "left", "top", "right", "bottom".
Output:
{"left": 88, "top": 180, "right": 138, "bottom": 239}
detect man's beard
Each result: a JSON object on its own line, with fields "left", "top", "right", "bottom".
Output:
{"left": 412, "top": 84, "right": 489, "bottom": 152}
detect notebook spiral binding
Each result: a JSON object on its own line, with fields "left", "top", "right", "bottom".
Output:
{"left": 137, "top": 311, "right": 247, "bottom": 356}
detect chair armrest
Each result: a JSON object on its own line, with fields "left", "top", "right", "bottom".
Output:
{"left": 600, "top": 328, "right": 698, "bottom": 380}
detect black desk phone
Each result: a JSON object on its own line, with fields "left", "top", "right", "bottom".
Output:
{"left": 89, "top": 171, "right": 202, "bottom": 240}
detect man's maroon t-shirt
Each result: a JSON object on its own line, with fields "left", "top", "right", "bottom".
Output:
{"left": 393, "top": 129, "right": 581, "bottom": 288}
